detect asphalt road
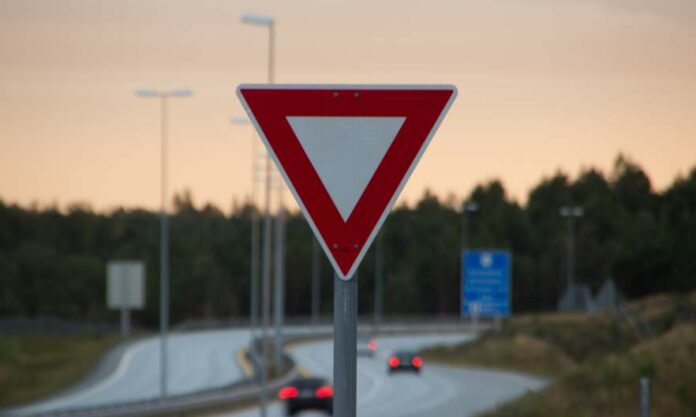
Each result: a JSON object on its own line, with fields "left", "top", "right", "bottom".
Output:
{"left": 218, "top": 334, "right": 547, "bottom": 417}
{"left": 7, "top": 329, "right": 251, "bottom": 416}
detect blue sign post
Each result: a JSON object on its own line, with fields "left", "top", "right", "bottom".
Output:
{"left": 462, "top": 250, "right": 511, "bottom": 317}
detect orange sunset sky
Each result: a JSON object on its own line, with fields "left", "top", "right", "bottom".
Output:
{"left": 1, "top": 0, "right": 695, "bottom": 212}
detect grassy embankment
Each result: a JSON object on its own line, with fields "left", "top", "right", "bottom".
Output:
{"left": 424, "top": 291, "right": 696, "bottom": 417}
{"left": 0, "top": 334, "right": 121, "bottom": 407}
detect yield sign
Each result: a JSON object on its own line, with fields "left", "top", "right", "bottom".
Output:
{"left": 237, "top": 84, "right": 457, "bottom": 280}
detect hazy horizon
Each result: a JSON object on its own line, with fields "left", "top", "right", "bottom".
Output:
{"left": 2, "top": 0, "right": 695, "bottom": 211}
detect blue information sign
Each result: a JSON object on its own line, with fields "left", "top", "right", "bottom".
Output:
{"left": 461, "top": 250, "right": 511, "bottom": 317}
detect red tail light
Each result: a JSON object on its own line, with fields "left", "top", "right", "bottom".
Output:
{"left": 278, "top": 386, "right": 299, "bottom": 399}
{"left": 388, "top": 356, "right": 400, "bottom": 367}
{"left": 315, "top": 385, "right": 334, "bottom": 398}
{"left": 412, "top": 356, "right": 423, "bottom": 368}
{"left": 368, "top": 340, "right": 378, "bottom": 351}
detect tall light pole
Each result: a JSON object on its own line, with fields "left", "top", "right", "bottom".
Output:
{"left": 461, "top": 201, "right": 479, "bottom": 252}
{"left": 560, "top": 206, "right": 583, "bottom": 292}
{"left": 460, "top": 200, "right": 478, "bottom": 318}
{"left": 273, "top": 173, "right": 286, "bottom": 372}
{"left": 241, "top": 13, "right": 274, "bottom": 417}
{"left": 135, "top": 88, "right": 192, "bottom": 398}
{"left": 231, "top": 116, "right": 261, "bottom": 365}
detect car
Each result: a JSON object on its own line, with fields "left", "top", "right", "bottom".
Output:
{"left": 387, "top": 351, "right": 423, "bottom": 374}
{"left": 357, "top": 335, "right": 378, "bottom": 358}
{"left": 278, "top": 377, "right": 333, "bottom": 416}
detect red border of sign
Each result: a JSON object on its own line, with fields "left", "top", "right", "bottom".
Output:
{"left": 237, "top": 84, "right": 457, "bottom": 280}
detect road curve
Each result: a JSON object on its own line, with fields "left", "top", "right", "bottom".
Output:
{"left": 218, "top": 333, "right": 547, "bottom": 417}
{"left": 6, "top": 329, "right": 251, "bottom": 416}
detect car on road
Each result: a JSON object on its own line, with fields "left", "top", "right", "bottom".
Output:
{"left": 357, "top": 335, "right": 378, "bottom": 358}
{"left": 387, "top": 351, "right": 423, "bottom": 374}
{"left": 278, "top": 377, "right": 333, "bottom": 416}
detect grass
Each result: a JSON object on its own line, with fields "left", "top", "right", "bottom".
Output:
{"left": 425, "top": 332, "right": 576, "bottom": 377}
{"left": 0, "top": 334, "right": 120, "bottom": 407}
{"left": 423, "top": 291, "right": 696, "bottom": 417}
{"left": 480, "top": 323, "right": 696, "bottom": 417}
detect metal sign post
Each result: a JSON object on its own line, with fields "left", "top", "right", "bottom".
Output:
{"left": 333, "top": 272, "right": 357, "bottom": 417}
{"left": 106, "top": 261, "right": 145, "bottom": 337}
{"left": 237, "top": 84, "right": 456, "bottom": 417}
{"left": 640, "top": 377, "right": 650, "bottom": 417}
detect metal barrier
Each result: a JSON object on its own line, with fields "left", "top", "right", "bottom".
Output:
{"left": 2, "top": 321, "right": 481, "bottom": 417}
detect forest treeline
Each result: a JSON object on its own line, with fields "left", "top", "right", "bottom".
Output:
{"left": 1, "top": 155, "right": 694, "bottom": 327}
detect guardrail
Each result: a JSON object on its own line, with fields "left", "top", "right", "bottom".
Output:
{"left": 2, "top": 321, "right": 482, "bottom": 417}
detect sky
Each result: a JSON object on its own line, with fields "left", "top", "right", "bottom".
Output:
{"left": 1, "top": 0, "right": 695, "bottom": 212}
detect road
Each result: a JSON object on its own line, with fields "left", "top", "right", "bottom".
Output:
{"left": 218, "top": 334, "right": 547, "bottom": 417}
{"left": 7, "top": 329, "right": 251, "bottom": 416}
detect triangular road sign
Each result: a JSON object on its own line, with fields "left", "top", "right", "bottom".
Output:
{"left": 237, "top": 84, "right": 457, "bottom": 280}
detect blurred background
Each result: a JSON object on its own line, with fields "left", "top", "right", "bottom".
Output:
{"left": 1, "top": 1, "right": 695, "bottom": 417}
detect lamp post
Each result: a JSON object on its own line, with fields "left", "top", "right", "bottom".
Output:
{"left": 135, "top": 88, "right": 192, "bottom": 398}
{"left": 241, "top": 14, "right": 275, "bottom": 417}
{"left": 231, "top": 116, "right": 261, "bottom": 365}
{"left": 560, "top": 206, "right": 583, "bottom": 292}
{"left": 461, "top": 201, "right": 479, "bottom": 252}
{"left": 272, "top": 171, "right": 286, "bottom": 373}
{"left": 460, "top": 200, "right": 478, "bottom": 319}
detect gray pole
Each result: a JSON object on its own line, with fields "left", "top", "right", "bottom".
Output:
{"left": 253, "top": 18, "right": 275, "bottom": 417}
{"left": 273, "top": 196, "right": 285, "bottom": 372}
{"left": 567, "top": 214, "right": 575, "bottom": 290}
{"left": 374, "top": 233, "right": 384, "bottom": 330}
{"left": 259, "top": 152, "right": 272, "bottom": 417}
{"left": 268, "top": 22, "right": 274, "bottom": 84}
{"left": 460, "top": 207, "right": 467, "bottom": 318}
{"left": 159, "top": 95, "right": 169, "bottom": 398}
{"left": 333, "top": 272, "right": 357, "bottom": 417}
{"left": 249, "top": 135, "right": 260, "bottom": 360}
{"left": 640, "top": 377, "right": 650, "bottom": 417}
{"left": 311, "top": 238, "right": 321, "bottom": 325}
{"left": 120, "top": 308, "right": 130, "bottom": 337}
{"left": 461, "top": 207, "right": 468, "bottom": 252}
{"left": 460, "top": 202, "right": 477, "bottom": 317}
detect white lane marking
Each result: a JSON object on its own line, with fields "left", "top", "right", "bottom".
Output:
{"left": 17, "top": 338, "right": 153, "bottom": 413}
{"left": 396, "top": 368, "right": 459, "bottom": 417}
{"left": 356, "top": 359, "right": 386, "bottom": 405}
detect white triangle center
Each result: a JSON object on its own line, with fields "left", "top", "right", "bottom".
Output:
{"left": 287, "top": 116, "right": 405, "bottom": 221}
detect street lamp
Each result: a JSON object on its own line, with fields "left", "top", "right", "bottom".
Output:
{"left": 560, "top": 206, "right": 583, "bottom": 292}
{"left": 135, "top": 87, "right": 192, "bottom": 398}
{"left": 241, "top": 14, "right": 274, "bottom": 83}
{"left": 241, "top": 13, "right": 275, "bottom": 417}
{"left": 231, "top": 116, "right": 262, "bottom": 366}
{"left": 460, "top": 200, "right": 478, "bottom": 320}
{"left": 461, "top": 201, "right": 479, "bottom": 251}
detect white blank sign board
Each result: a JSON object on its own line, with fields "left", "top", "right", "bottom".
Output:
{"left": 107, "top": 261, "right": 145, "bottom": 309}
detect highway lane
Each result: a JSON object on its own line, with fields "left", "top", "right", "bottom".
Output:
{"left": 218, "top": 334, "right": 546, "bottom": 417}
{"left": 7, "top": 329, "right": 251, "bottom": 416}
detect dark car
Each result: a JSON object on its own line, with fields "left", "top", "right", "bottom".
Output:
{"left": 387, "top": 351, "right": 423, "bottom": 374}
{"left": 278, "top": 377, "right": 333, "bottom": 416}
{"left": 357, "top": 335, "right": 378, "bottom": 358}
